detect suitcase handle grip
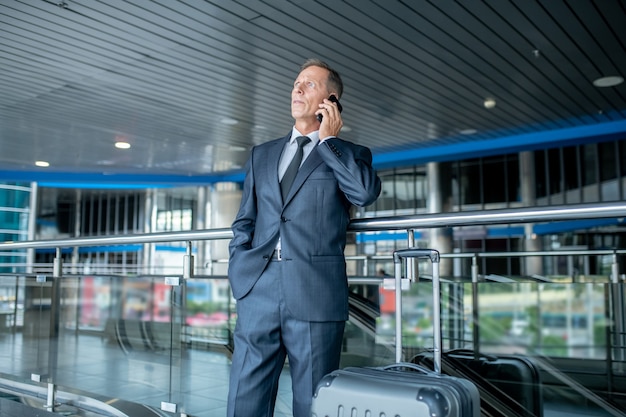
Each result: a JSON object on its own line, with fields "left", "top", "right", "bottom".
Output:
{"left": 393, "top": 248, "right": 440, "bottom": 264}
{"left": 382, "top": 362, "right": 438, "bottom": 377}
{"left": 447, "top": 348, "right": 499, "bottom": 362}
{"left": 392, "top": 248, "right": 442, "bottom": 373}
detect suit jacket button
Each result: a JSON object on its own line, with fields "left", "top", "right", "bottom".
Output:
{"left": 281, "top": 216, "right": 288, "bottom": 222}
{"left": 263, "top": 255, "right": 269, "bottom": 260}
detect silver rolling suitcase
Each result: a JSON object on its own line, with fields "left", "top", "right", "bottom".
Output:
{"left": 312, "top": 248, "right": 480, "bottom": 417}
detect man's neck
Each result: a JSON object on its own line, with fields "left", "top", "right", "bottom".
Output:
{"left": 294, "top": 120, "right": 320, "bottom": 136}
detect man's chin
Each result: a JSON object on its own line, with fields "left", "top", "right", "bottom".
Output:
{"left": 291, "top": 111, "right": 311, "bottom": 121}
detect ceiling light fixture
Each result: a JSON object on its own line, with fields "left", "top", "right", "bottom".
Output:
{"left": 593, "top": 76, "right": 624, "bottom": 87}
{"left": 115, "top": 141, "right": 131, "bottom": 149}
{"left": 220, "top": 117, "right": 239, "bottom": 125}
{"left": 459, "top": 129, "right": 477, "bottom": 135}
{"left": 483, "top": 98, "right": 496, "bottom": 109}
{"left": 35, "top": 160, "right": 50, "bottom": 167}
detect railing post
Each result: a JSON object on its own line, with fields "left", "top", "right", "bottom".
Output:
{"left": 471, "top": 255, "right": 480, "bottom": 355}
{"left": 183, "top": 241, "right": 194, "bottom": 279}
{"left": 45, "top": 382, "right": 56, "bottom": 411}
{"left": 45, "top": 247, "right": 62, "bottom": 412}
{"left": 611, "top": 251, "right": 619, "bottom": 284}
{"left": 406, "top": 229, "right": 416, "bottom": 281}
{"left": 163, "top": 275, "right": 183, "bottom": 415}
{"left": 609, "top": 252, "right": 626, "bottom": 374}
{"left": 53, "top": 247, "right": 62, "bottom": 278}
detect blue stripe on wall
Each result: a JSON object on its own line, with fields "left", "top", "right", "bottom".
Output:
{"left": 2, "top": 120, "right": 625, "bottom": 188}
{"left": 356, "top": 218, "right": 623, "bottom": 242}
{"left": 35, "top": 244, "right": 198, "bottom": 254}
{"left": 372, "top": 119, "right": 626, "bottom": 169}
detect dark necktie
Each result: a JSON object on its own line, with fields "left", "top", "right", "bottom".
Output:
{"left": 280, "top": 136, "right": 310, "bottom": 199}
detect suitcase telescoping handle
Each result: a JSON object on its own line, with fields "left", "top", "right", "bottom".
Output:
{"left": 392, "top": 248, "right": 441, "bottom": 373}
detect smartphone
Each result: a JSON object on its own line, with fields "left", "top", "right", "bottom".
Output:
{"left": 317, "top": 94, "right": 343, "bottom": 122}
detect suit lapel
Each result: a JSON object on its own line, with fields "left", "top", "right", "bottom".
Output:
{"left": 265, "top": 135, "right": 290, "bottom": 198}
{"left": 283, "top": 144, "right": 324, "bottom": 204}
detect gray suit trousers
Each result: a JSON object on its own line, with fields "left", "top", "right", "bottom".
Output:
{"left": 227, "top": 260, "right": 345, "bottom": 417}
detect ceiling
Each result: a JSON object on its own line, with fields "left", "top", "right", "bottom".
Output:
{"left": 1, "top": 0, "right": 625, "bottom": 186}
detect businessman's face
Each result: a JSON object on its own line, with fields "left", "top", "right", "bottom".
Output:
{"left": 291, "top": 65, "right": 330, "bottom": 122}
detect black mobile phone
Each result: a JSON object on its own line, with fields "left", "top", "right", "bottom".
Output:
{"left": 317, "top": 94, "right": 343, "bottom": 122}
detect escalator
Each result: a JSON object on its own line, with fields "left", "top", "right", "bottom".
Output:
{"left": 347, "top": 291, "right": 543, "bottom": 417}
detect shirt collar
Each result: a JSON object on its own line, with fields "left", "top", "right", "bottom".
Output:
{"left": 290, "top": 128, "right": 319, "bottom": 145}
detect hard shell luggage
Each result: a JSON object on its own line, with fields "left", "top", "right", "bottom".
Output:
{"left": 413, "top": 349, "right": 542, "bottom": 417}
{"left": 446, "top": 349, "right": 542, "bottom": 417}
{"left": 311, "top": 248, "right": 480, "bottom": 417}
{"left": 412, "top": 264, "right": 543, "bottom": 417}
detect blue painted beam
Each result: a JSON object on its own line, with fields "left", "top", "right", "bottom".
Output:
{"left": 1, "top": 120, "right": 625, "bottom": 188}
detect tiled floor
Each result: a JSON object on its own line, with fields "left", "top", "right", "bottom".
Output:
{"left": 1, "top": 330, "right": 621, "bottom": 417}
{"left": 0, "top": 331, "right": 294, "bottom": 417}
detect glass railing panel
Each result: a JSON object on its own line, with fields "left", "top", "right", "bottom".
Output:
{"left": 0, "top": 275, "right": 54, "bottom": 386}
{"left": 95, "top": 274, "right": 184, "bottom": 411}
{"left": 8, "top": 273, "right": 188, "bottom": 413}
{"left": 473, "top": 280, "right": 608, "bottom": 359}
{"left": 342, "top": 283, "right": 394, "bottom": 367}
{"left": 0, "top": 275, "right": 19, "bottom": 335}
{"left": 178, "top": 276, "right": 233, "bottom": 416}
{"left": 469, "top": 278, "right": 624, "bottom": 416}
{"left": 22, "top": 275, "right": 56, "bottom": 380}
{"left": 345, "top": 280, "right": 472, "bottom": 365}
{"left": 346, "top": 277, "right": 625, "bottom": 416}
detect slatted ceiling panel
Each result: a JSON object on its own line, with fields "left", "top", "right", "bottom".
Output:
{"left": 314, "top": 1, "right": 486, "bottom": 131}
{"left": 576, "top": 2, "right": 626, "bottom": 114}
{"left": 1, "top": 1, "right": 626, "bottom": 178}
{"left": 103, "top": 2, "right": 298, "bottom": 140}
{"left": 535, "top": 4, "right": 622, "bottom": 116}
{"left": 475, "top": 2, "right": 609, "bottom": 124}
{"left": 512, "top": 1, "right": 617, "bottom": 116}
{"left": 360, "top": 0, "right": 550, "bottom": 135}
{"left": 596, "top": 0, "right": 626, "bottom": 56}
{"left": 333, "top": 2, "right": 488, "bottom": 131}
{"left": 431, "top": 2, "right": 580, "bottom": 129}
{"left": 445, "top": 2, "right": 570, "bottom": 123}
{"left": 245, "top": 1, "right": 440, "bottom": 145}
{"left": 39, "top": 2, "right": 257, "bottom": 151}
{"left": 548, "top": 1, "right": 617, "bottom": 74}
{"left": 3, "top": 5, "right": 112, "bottom": 74}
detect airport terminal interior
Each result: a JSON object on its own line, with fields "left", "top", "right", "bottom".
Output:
{"left": 1, "top": 1, "right": 626, "bottom": 416}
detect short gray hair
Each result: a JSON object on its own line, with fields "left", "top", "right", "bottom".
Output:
{"left": 300, "top": 58, "right": 343, "bottom": 99}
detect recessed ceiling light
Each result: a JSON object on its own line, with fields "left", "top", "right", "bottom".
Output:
{"left": 35, "top": 160, "right": 50, "bottom": 167}
{"left": 459, "top": 129, "right": 477, "bottom": 135}
{"left": 115, "top": 141, "right": 131, "bottom": 149}
{"left": 342, "top": 126, "right": 352, "bottom": 132}
{"left": 593, "top": 76, "right": 624, "bottom": 87}
{"left": 483, "top": 98, "right": 496, "bottom": 109}
{"left": 220, "top": 117, "right": 239, "bottom": 125}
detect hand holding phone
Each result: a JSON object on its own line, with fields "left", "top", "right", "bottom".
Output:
{"left": 317, "top": 95, "right": 343, "bottom": 122}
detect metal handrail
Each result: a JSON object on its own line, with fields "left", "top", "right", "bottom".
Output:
{"left": 1, "top": 201, "right": 625, "bottom": 250}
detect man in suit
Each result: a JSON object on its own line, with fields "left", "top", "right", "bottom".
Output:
{"left": 227, "top": 58, "right": 381, "bottom": 417}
